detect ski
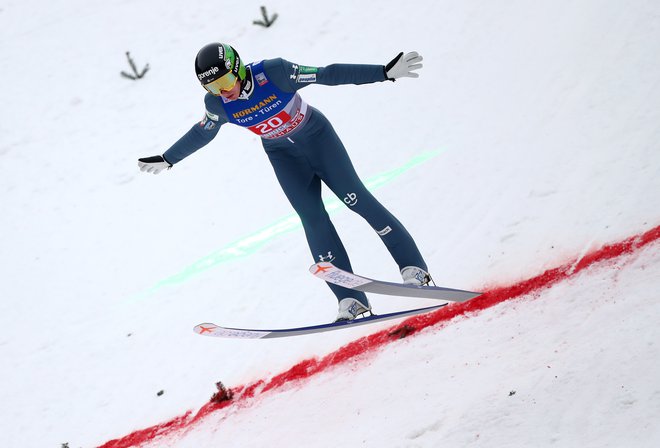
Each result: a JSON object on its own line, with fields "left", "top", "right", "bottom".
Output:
{"left": 310, "top": 262, "right": 481, "bottom": 302}
{"left": 193, "top": 303, "right": 446, "bottom": 339}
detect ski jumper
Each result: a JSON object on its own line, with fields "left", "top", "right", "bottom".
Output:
{"left": 164, "top": 58, "right": 428, "bottom": 306}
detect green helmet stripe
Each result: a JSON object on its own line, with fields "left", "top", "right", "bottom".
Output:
{"left": 222, "top": 44, "right": 246, "bottom": 81}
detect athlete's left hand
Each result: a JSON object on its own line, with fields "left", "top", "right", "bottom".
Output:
{"left": 385, "top": 51, "right": 423, "bottom": 81}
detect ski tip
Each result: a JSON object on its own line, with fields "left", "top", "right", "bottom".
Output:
{"left": 309, "top": 261, "right": 336, "bottom": 275}
{"left": 194, "top": 323, "right": 219, "bottom": 335}
{"left": 193, "top": 323, "right": 272, "bottom": 339}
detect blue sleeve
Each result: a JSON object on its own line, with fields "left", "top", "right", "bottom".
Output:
{"left": 163, "top": 94, "right": 227, "bottom": 164}
{"left": 263, "top": 58, "right": 387, "bottom": 93}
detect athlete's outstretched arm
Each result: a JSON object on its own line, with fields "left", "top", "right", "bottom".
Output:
{"left": 162, "top": 112, "right": 222, "bottom": 165}
{"left": 138, "top": 96, "right": 226, "bottom": 173}
{"left": 263, "top": 52, "right": 423, "bottom": 92}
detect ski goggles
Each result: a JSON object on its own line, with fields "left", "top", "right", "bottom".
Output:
{"left": 203, "top": 72, "right": 238, "bottom": 95}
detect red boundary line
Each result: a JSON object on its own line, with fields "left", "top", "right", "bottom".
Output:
{"left": 99, "top": 225, "right": 660, "bottom": 448}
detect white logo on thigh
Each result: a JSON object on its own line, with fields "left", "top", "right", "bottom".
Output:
{"left": 318, "top": 251, "right": 335, "bottom": 262}
{"left": 343, "top": 193, "right": 358, "bottom": 207}
{"left": 377, "top": 226, "right": 392, "bottom": 236}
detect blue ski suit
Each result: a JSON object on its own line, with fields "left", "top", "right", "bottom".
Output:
{"left": 164, "top": 58, "right": 427, "bottom": 306}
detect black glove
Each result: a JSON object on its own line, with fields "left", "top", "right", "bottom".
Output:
{"left": 138, "top": 155, "right": 172, "bottom": 174}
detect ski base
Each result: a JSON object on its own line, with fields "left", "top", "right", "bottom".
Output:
{"left": 194, "top": 303, "right": 446, "bottom": 339}
{"left": 310, "top": 262, "right": 481, "bottom": 302}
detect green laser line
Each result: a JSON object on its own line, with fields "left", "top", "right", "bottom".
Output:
{"left": 149, "top": 150, "right": 442, "bottom": 292}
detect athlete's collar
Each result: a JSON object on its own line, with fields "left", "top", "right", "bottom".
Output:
{"left": 239, "top": 66, "right": 254, "bottom": 100}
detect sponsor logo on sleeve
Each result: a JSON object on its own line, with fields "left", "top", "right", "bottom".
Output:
{"left": 206, "top": 110, "right": 220, "bottom": 121}
{"left": 291, "top": 65, "right": 318, "bottom": 83}
{"left": 296, "top": 73, "right": 316, "bottom": 83}
{"left": 200, "top": 110, "right": 219, "bottom": 129}
{"left": 377, "top": 226, "right": 392, "bottom": 236}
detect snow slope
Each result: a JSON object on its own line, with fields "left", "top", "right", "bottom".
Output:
{"left": 1, "top": 0, "right": 659, "bottom": 447}
{"left": 99, "top": 228, "right": 660, "bottom": 448}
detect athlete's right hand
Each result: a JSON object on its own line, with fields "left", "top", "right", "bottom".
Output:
{"left": 138, "top": 155, "right": 172, "bottom": 174}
